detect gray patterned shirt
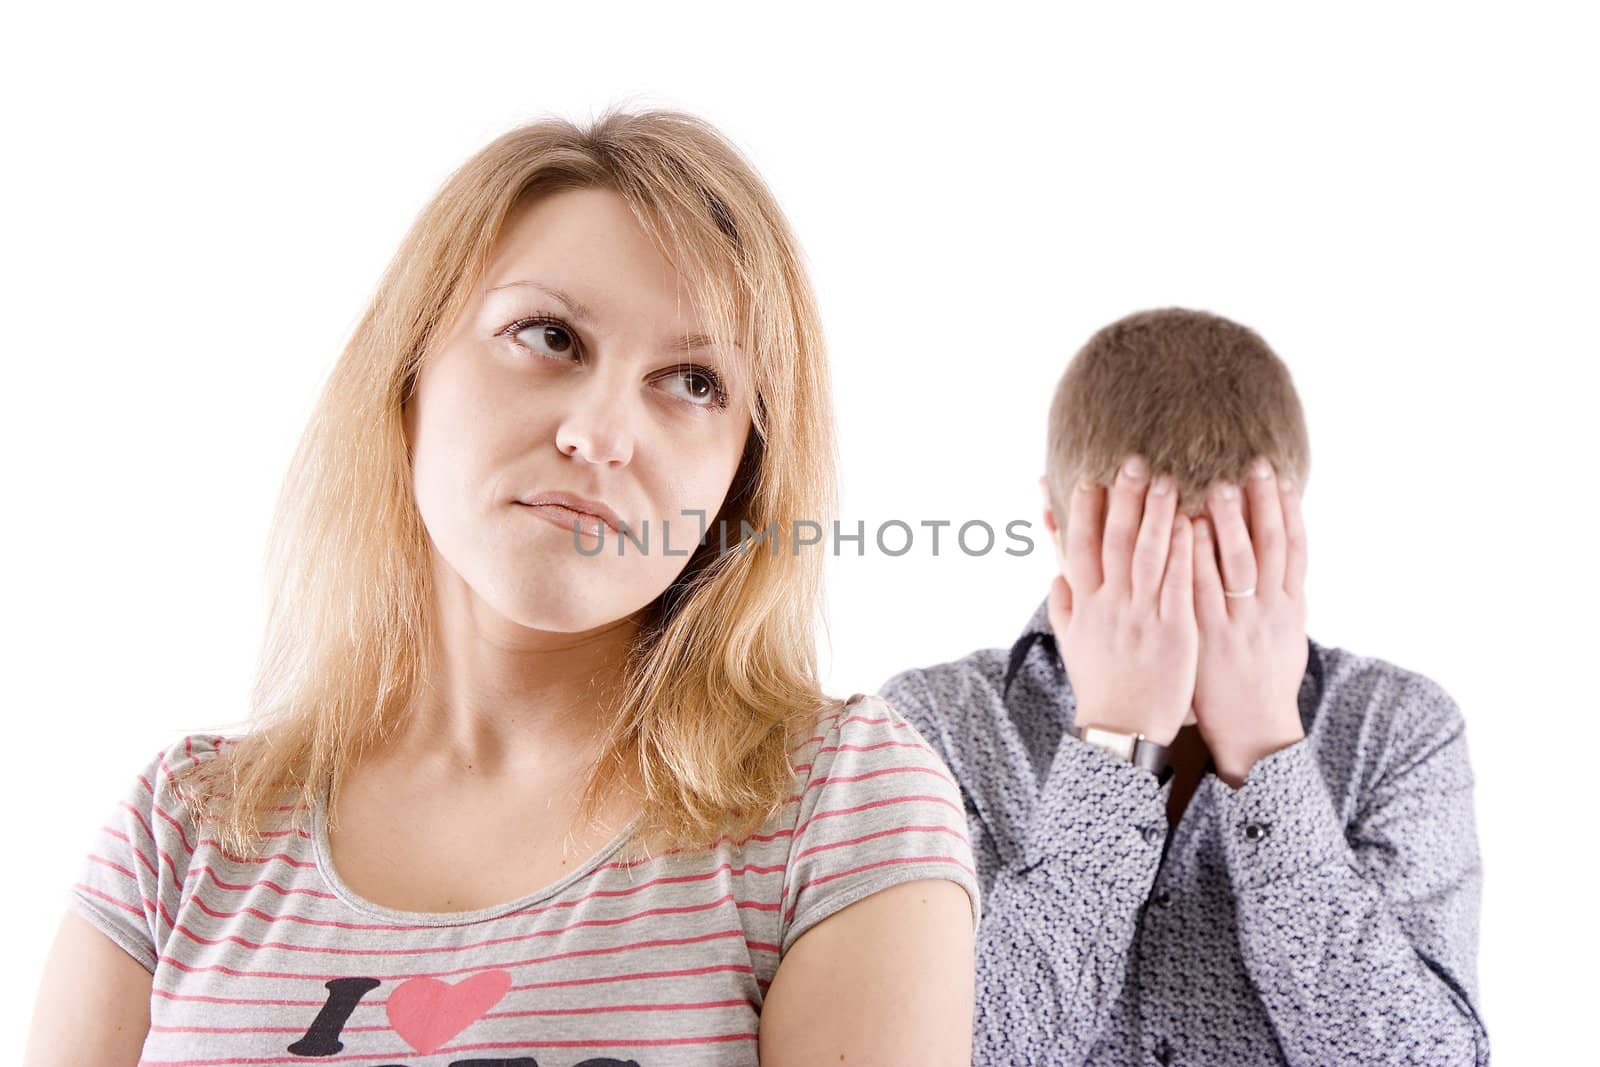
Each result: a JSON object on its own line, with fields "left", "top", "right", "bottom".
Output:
{"left": 879, "top": 596, "right": 1488, "bottom": 1066}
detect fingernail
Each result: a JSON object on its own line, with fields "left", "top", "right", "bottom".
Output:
{"left": 1077, "top": 479, "right": 1097, "bottom": 492}
{"left": 1151, "top": 475, "right": 1172, "bottom": 495}
{"left": 1217, "top": 482, "right": 1238, "bottom": 500}
{"left": 1252, "top": 457, "right": 1273, "bottom": 479}
{"left": 1122, "top": 455, "right": 1146, "bottom": 479}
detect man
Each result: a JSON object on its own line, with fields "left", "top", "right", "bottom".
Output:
{"left": 880, "top": 308, "right": 1488, "bottom": 1066}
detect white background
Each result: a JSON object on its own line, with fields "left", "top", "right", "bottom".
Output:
{"left": 4, "top": 2, "right": 1594, "bottom": 1060}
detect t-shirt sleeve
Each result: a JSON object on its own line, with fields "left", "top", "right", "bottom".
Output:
{"left": 779, "top": 693, "right": 980, "bottom": 954}
{"left": 67, "top": 734, "right": 222, "bottom": 974}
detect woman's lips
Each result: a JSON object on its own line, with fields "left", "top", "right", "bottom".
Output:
{"left": 518, "top": 502, "right": 610, "bottom": 538}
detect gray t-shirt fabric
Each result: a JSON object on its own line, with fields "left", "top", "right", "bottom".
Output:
{"left": 69, "top": 692, "right": 980, "bottom": 1066}
{"left": 879, "top": 595, "right": 1489, "bottom": 1066}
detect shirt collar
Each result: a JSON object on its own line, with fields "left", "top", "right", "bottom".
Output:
{"left": 1002, "top": 596, "right": 1061, "bottom": 698}
{"left": 1001, "top": 594, "right": 1327, "bottom": 718}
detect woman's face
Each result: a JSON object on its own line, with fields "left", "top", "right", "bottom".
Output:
{"left": 403, "top": 186, "right": 754, "bottom": 635}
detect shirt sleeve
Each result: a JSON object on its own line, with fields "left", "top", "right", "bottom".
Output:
{"left": 67, "top": 734, "right": 220, "bottom": 974}
{"left": 1215, "top": 670, "right": 1489, "bottom": 1066}
{"left": 778, "top": 694, "right": 980, "bottom": 954}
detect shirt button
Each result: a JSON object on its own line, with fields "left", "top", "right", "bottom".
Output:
{"left": 1153, "top": 889, "right": 1172, "bottom": 908}
{"left": 1243, "top": 821, "right": 1270, "bottom": 842}
{"left": 1142, "top": 825, "right": 1164, "bottom": 846}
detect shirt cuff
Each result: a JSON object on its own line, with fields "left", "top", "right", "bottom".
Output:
{"left": 1024, "top": 732, "right": 1171, "bottom": 884}
{"left": 1213, "top": 738, "right": 1352, "bottom": 891}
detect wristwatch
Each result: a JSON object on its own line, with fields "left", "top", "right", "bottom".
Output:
{"left": 1068, "top": 722, "right": 1171, "bottom": 778}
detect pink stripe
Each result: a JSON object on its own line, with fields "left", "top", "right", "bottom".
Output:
{"left": 241, "top": 826, "right": 313, "bottom": 840}
{"left": 84, "top": 855, "right": 177, "bottom": 932}
{"left": 787, "top": 709, "right": 847, "bottom": 754}
{"left": 190, "top": 857, "right": 781, "bottom": 925}
{"left": 192, "top": 840, "right": 317, "bottom": 869}
{"left": 178, "top": 890, "right": 777, "bottom": 953}
{"left": 707, "top": 825, "right": 797, "bottom": 848}
{"left": 804, "top": 764, "right": 956, "bottom": 790}
{"left": 148, "top": 997, "right": 752, "bottom": 1035}
{"left": 470, "top": 995, "right": 755, "bottom": 1019}
{"left": 785, "top": 855, "right": 977, "bottom": 922}
{"left": 157, "top": 749, "right": 190, "bottom": 795}
{"left": 509, "top": 962, "right": 755, "bottom": 994}
{"left": 139, "top": 1030, "right": 757, "bottom": 1066}
{"left": 781, "top": 764, "right": 958, "bottom": 807}
{"left": 150, "top": 756, "right": 198, "bottom": 855}
{"left": 152, "top": 962, "right": 757, "bottom": 1007}
{"left": 793, "top": 823, "right": 969, "bottom": 862}
{"left": 151, "top": 987, "right": 329, "bottom": 1007}
{"left": 793, "top": 792, "right": 964, "bottom": 842}
{"left": 791, "top": 736, "right": 939, "bottom": 773}
{"left": 151, "top": 802, "right": 197, "bottom": 857}
{"left": 155, "top": 926, "right": 755, "bottom": 982}
{"left": 101, "top": 827, "right": 159, "bottom": 881}
{"left": 191, "top": 864, "right": 340, "bottom": 901}
{"left": 87, "top": 852, "right": 139, "bottom": 883}
{"left": 590, "top": 854, "right": 785, "bottom": 877}
{"left": 147, "top": 735, "right": 296, "bottom": 818}
{"left": 711, "top": 791, "right": 959, "bottom": 849}
{"left": 783, "top": 694, "right": 892, "bottom": 755}
{"left": 117, "top": 801, "right": 187, "bottom": 895}
{"left": 74, "top": 881, "right": 150, "bottom": 920}
{"left": 837, "top": 714, "right": 915, "bottom": 730}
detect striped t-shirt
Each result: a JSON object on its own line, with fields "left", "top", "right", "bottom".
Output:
{"left": 67, "top": 692, "right": 980, "bottom": 1067}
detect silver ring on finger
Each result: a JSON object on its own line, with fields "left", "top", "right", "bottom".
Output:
{"left": 1223, "top": 585, "right": 1256, "bottom": 598}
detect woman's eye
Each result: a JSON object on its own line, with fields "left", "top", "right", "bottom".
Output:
{"left": 512, "top": 321, "right": 577, "bottom": 359}
{"left": 662, "top": 366, "right": 725, "bottom": 408}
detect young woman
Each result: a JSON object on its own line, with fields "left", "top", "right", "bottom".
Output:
{"left": 27, "top": 108, "right": 978, "bottom": 1066}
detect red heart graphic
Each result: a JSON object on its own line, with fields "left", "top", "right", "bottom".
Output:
{"left": 386, "top": 969, "right": 513, "bottom": 1055}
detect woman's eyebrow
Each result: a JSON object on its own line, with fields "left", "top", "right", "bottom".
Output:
{"left": 485, "top": 279, "right": 594, "bottom": 322}
{"left": 670, "top": 332, "right": 720, "bottom": 352}
{"left": 485, "top": 278, "right": 728, "bottom": 354}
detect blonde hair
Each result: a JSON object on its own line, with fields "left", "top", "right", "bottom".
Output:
{"left": 180, "top": 106, "right": 841, "bottom": 858}
{"left": 1045, "top": 307, "right": 1311, "bottom": 519}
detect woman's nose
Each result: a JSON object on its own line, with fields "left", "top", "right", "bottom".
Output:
{"left": 554, "top": 382, "right": 635, "bottom": 467}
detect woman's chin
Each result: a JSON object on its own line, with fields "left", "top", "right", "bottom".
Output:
{"left": 486, "top": 569, "right": 662, "bottom": 635}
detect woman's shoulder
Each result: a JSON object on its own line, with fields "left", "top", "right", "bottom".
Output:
{"left": 774, "top": 693, "right": 979, "bottom": 952}
{"left": 88, "top": 727, "right": 290, "bottom": 883}
{"left": 131, "top": 731, "right": 236, "bottom": 799}
{"left": 149, "top": 730, "right": 235, "bottom": 771}
{"left": 68, "top": 731, "right": 241, "bottom": 971}
{"left": 789, "top": 692, "right": 961, "bottom": 795}
{"left": 107, "top": 730, "right": 250, "bottom": 846}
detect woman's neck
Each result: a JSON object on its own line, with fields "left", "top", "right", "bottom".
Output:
{"left": 394, "top": 606, "right": 643, "bottom": 779}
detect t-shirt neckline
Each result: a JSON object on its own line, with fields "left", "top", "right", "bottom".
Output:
{"left": 309, "top": 777, "right": 643, "bottom": 927}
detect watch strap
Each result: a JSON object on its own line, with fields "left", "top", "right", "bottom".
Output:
{"left": 1068, "top": 722, "right": 1172, "bottom": 779}
{"left": 1131, "top": 736, "right": 1170, "bottom": 776}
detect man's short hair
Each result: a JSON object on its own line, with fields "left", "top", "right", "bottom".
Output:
{"left": 1045, "top": 307, "right": 1311, "bottom": 520}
